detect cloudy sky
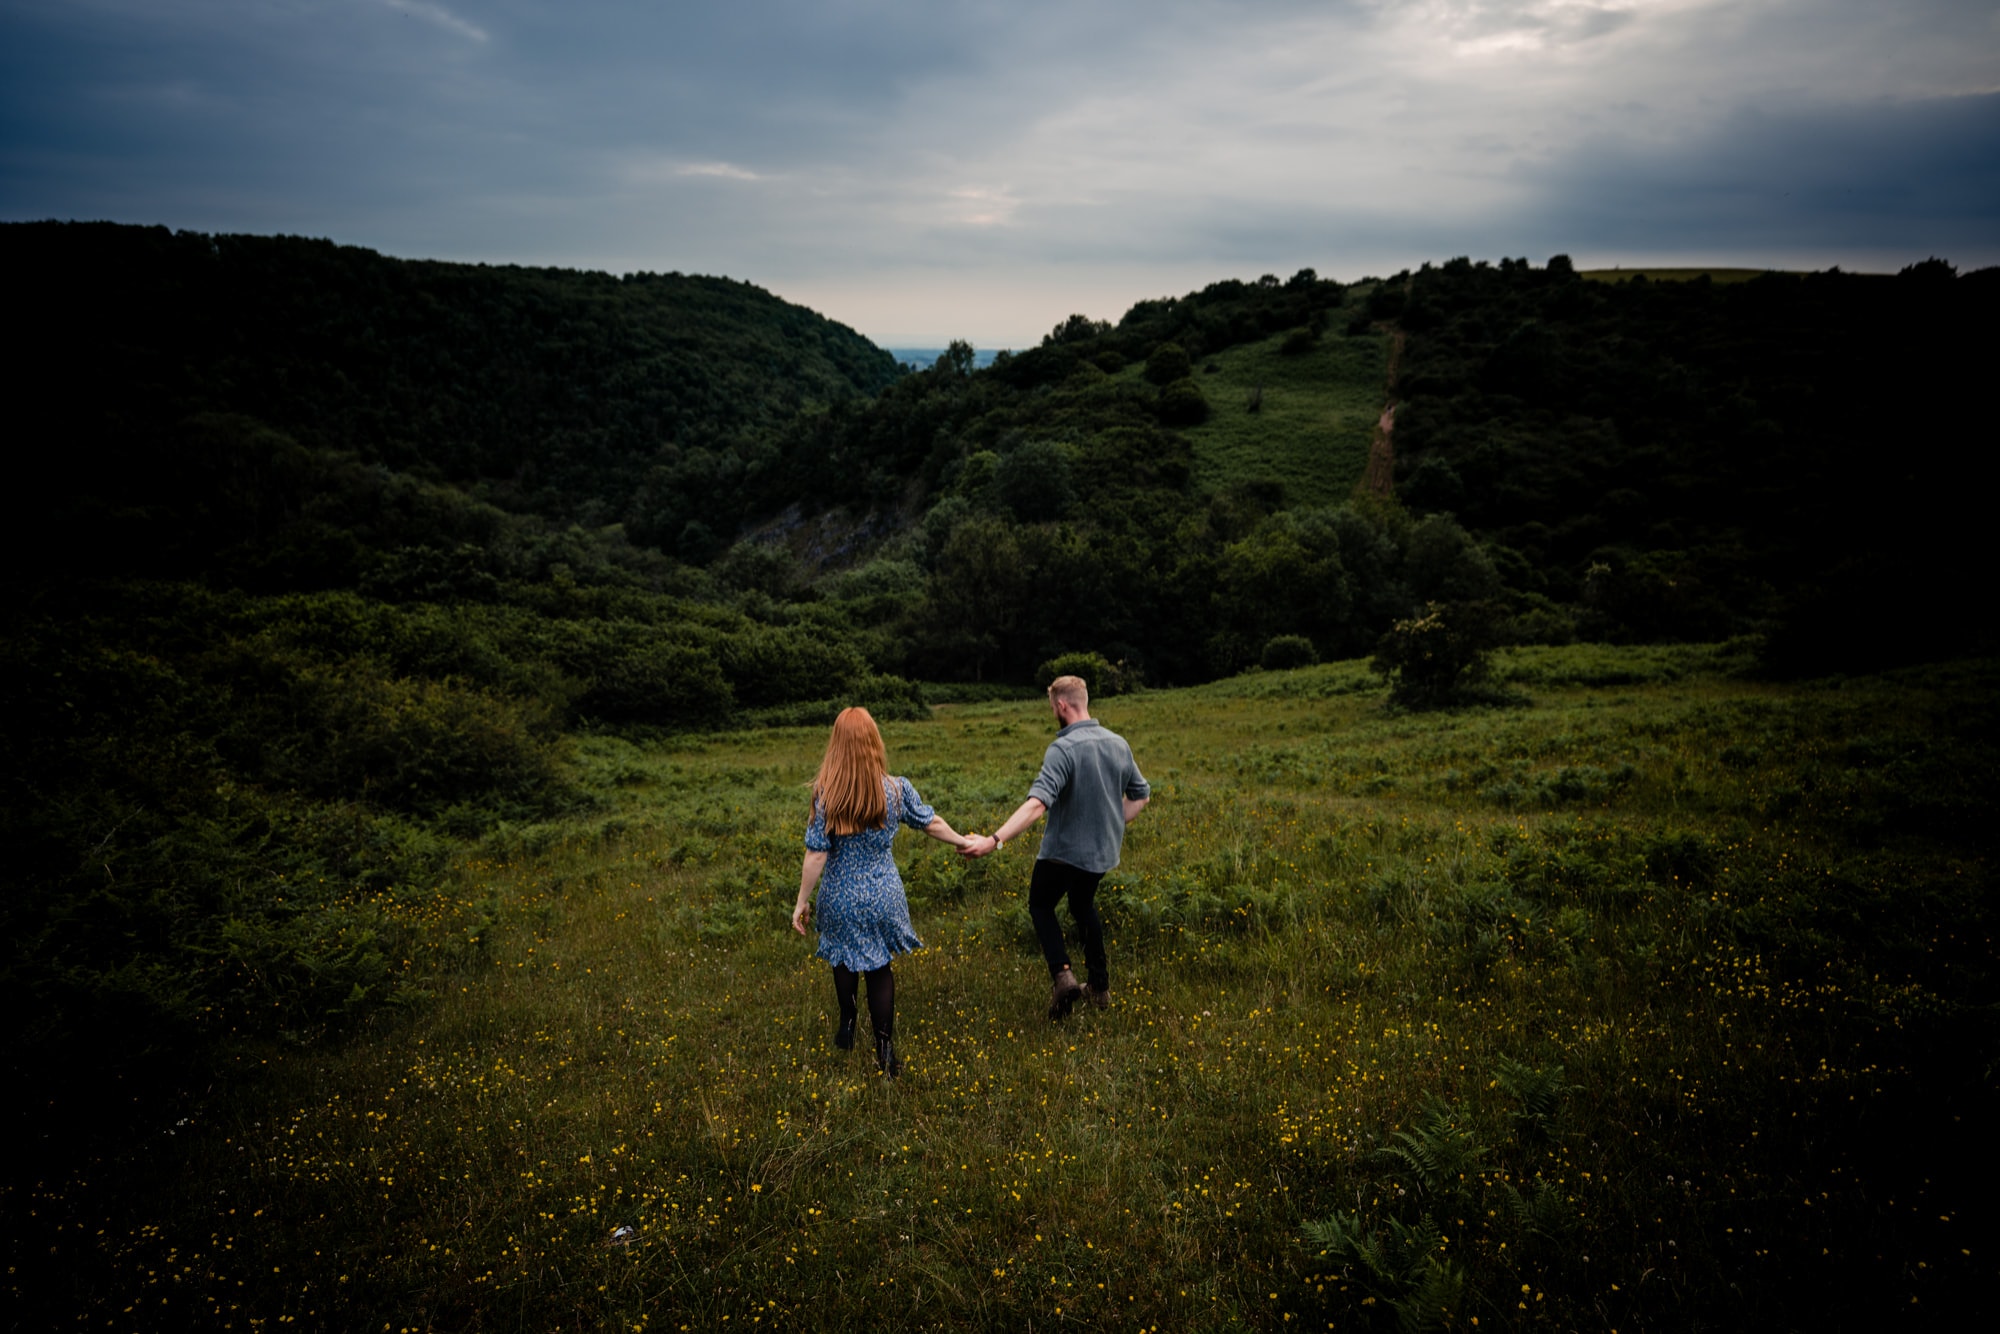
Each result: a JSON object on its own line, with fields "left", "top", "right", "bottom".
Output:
{"left": 3, "top": 1, "right": 1996, "bottom": 344}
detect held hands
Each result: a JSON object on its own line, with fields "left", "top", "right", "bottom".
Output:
{"left": 959, "top": 833, "right": 999, "bottom": 860}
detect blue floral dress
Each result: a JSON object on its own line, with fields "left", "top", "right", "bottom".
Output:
{"left": 805, "top": 775, "right": 933, "bottom": 972}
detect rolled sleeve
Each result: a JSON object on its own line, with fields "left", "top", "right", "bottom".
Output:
{"left": 1125, "top": 764, "right": 1151, "bottom": 801}
{"left": 1027, "top": 744, "right": 1070, "bottom": 808}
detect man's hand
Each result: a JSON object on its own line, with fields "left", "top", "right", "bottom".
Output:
{"left": 959, "top": 834, "right": 998, "bottom": 859}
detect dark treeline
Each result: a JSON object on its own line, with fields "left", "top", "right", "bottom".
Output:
{"left": 5, "top": 221, "right": 1997, "bottom": 1110}
{"left": 1379, "top": 255, "right": 2000, "bottom": 672}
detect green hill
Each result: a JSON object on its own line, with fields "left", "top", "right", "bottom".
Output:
{"left": 5, "top": 221, "right": 900, "bottom": 562}
{"left": 795, "top": 255, "right": 2000, "bottom": 681}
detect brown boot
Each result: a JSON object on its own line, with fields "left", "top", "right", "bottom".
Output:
{"left": 1084, "top": 981, "right": 1109, "bottom": 1010}
{"left": 1048, "top": 966, "right": 1084, "bottom": 1020}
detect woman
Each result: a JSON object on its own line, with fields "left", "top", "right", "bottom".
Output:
{"left": 792, "top": 707, "right": 973, "bottom": 1077}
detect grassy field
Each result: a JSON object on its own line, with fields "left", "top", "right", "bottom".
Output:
{"left": 15, "top": 645, "right": 1998, "bottom": 1330}
{"left": 1115, "top": 329, "right": 1386, "bottom": 507}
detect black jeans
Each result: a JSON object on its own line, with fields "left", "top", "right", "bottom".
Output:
{"left": 1028, "top": 858, "right": 1107, "bottom": 989}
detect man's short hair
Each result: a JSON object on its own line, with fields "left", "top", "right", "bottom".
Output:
{"left": 1047, "top": 675, "right": 1089, "bottom": 709}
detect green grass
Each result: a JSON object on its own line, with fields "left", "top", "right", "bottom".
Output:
{"left": 16, "top": 647, "right": 1998, "bottom": 1330}
{"left": 1116, "top": 328, "right": 1386, "bottom": 507}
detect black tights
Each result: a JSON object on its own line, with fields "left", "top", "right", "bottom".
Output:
{"left": 832, "top": 964, "right": 895, "bottom": 1041}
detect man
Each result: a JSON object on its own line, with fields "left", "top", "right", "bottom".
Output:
{"left": 961, "top": 675, "right": 1150, "bottom": 1018}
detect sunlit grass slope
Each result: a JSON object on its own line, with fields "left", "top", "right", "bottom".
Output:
{"left": 1117, "top": 328, "right": 1386, "bottom": 507}
{"left": 23, "top": 645, "right": 1996, "bottom": 1330}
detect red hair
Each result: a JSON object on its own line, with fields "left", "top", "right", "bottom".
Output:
{"left": 812, "top": 707, "right": 889, "bottom": 835}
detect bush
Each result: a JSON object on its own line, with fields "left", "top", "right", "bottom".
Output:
{"left": 739, "top": 674, "right": 931, "bottom": 729}
{"left": 1034, "top": 650, "right": 1137, "bottom": 698}
{"left": 1279, "top": 326, "right": 1319, "bottom": 355}
{"left": 1157, "top": 377, "right": 1210, "bottom": 427}
{"left": 574, "top": 640, "right": 733, "bottom": 727}
{"left": 287, "top": 667, "right": 567, "bottom": 815}
{"left": 715, "top": 626, "right": 867, "bottom": 710}
{"left": 1260, "top": 634, "right": 1320, "bottom": 671}
{"left": 1372, "top": 601, "right": 1500, "bottom": 708}
{"left": 1144, "top": 342, "right": 1192, "bottom": 385}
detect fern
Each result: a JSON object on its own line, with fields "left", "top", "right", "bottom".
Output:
{"left": 1500, "top": 1175, "right": 1574, "bottom": 1240}
{"left": 1494, "top": 1055, "right": 1577, "bottom": 1139}
{"left": 1301, "top": 1210, "right": 1463, "bottom": 1331}
{"left": 1394, "top": 1256, "right": 1466, "bottom": 1334}
{"left": 1373, "top": 1095, "right": 1487, "bottom": 1201}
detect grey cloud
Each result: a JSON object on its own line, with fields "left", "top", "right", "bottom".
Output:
{"left": 1534, "top": 92, "right": 2000, "bottom": 258}
{"left": 3, "top": 0, "right": 1996, "bottom": 340}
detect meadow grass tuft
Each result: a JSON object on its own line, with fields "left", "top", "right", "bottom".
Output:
{"left": 15, "top": 647, "right": 1997, "bottom": 1329}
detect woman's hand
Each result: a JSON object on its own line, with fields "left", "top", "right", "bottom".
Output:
{"left": 796, "top": 850, "right": 826, "bottom": 936}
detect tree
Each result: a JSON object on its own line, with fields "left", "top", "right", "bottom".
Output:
{"left": 934, "top": 340, "right": 977, "bottom": 376}
{"left": 1046, "top": 314, "right": 1110, "bottom": 346}
{"left": 1372, "top": 601, "right": 1500, "bottom": 708}
{"left": 921, "top": 517, "right": 1029, "bottom": 680}
{"left": 1158, "top": 378, "right": 1210, "bottom": 426}
{"left": 1034, "top": 650, "right": 1132, "bottom": 697}
{"left": 1145, "top": 342, "right": 1193, "bottom": 385}
{"left": 991, "top": 440, "right": 1076, "bottom": 522}
{"left": 1261, "top": 634, "right": 1319, "bottom": 670}
{"left": 1208, "top": 510, "right": 1351, "bottom": 672}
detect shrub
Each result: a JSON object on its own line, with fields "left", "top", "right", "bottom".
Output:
{"left": 1034, "top": 650, "right": 1136, "bottom": 698}
{"left": 574, "top": 640, "right": 733, "bottom": 727}
{"left": 1372, "top": 601, "right": 1500, "bottom": 707}
{"left": 1279, "top": 326, "right": 1318, "bottom": 355}
{"left": 275, "top": 664, "right": 567, "bottom": 816}
{"left": 1143, "top": 342, "right": 1192, "bottom": 385}
{"left": 740, "top": 673, "right": 931, "bottom": 729}
{"left": 715, "top": 626, "right": 866, "bottom": 710}
{"left": 1157, "top": 377, "right": 1210, "bottom": 427}
{"left": 1260, "top": 634, "right": 1319, "bottom": 671}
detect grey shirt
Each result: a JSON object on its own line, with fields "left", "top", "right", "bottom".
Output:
{"left": 1027, "top": 718, "right": 1150, "bottom": 874}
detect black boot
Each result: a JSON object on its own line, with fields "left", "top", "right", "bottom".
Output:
{"left": 832, "top": 965, "right": 860, "bottom": 1050}
{"left": 864, "top": 964, "right": 899, "bottom": 1076}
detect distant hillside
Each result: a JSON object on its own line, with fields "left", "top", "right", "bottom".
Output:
{"left": 5, "top": 221, "right": 901, "bottom": 565}
{"left": 779, "top": 255, "right": 1999, "bottom": 680}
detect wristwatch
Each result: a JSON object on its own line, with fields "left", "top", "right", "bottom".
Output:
{"left": 993, "top": 835, "right": 1005, "bottom": 850}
